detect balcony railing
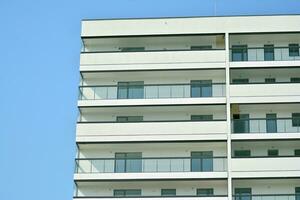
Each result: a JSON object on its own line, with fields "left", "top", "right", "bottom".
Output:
{"left": 74, "top": 194, "right": 228, "bottom": 199}
{"left": 232, "top": 118, "right": 300, "bottom": 134}
{"left": 233, "top": 194, "right": 300, "bottom": 200}
{"left": 230, "top": 46, "right": 300, "bottom": 62}
{"left": 81, "top": 47, "right": 225, "bottom": 53}
{"left": 78, "top": 119, "right": 226, "bottom": 123}
{"left": 75, "top": 157, "right": 227, "bottom": 174}
{"left": 79, "top": 83, "right": 226, "bottom": 100}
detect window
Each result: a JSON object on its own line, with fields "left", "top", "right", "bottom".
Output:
{"left": 292, "top": 113, "right": 300, "bottom": 127}
{"left": 161, "top": 189, "right": 176, "bottom": 196}
{"left": 116, "top": 116, "right": 143, "bottom": 122}
{"left": 291, "top": 77, "right": 300, "bottom": 83}
{"left": 117, "top": 81, "right": 144, "bottom": 99}
{"left": 268, "top": 149, "right": 279, "bottom": 157}
{"left": 191, "top": 151, "right": 213, "bottom": 172}
{"left": 114, "top": 189, "right": 141, "bottom": 197}
{"left": 120, "top": 47, "right": 145, "bottom": 52}
{"left": 234, "top": 188, "right": 252, "bottom": 200}
{"left": 265, "top": 78, "right": 276, "bottom": 83}
{"left": 289, "top": 43, "right": 299, "bottom": 56}
{"left": 232, "top": 79, "right": 249, "bottom": 84}
{"left": 190, "top": 80, "right": 212, "bottom": 97}
{"left": 295, "top": 149, "right": 300, "bottom": 156}
{"left": 233, "top": 114, "right": 250, "bottom": 133}
{"left": 115, "top": 152, "right": 142, "bottom": 173}
{"left": 264, "top": 44, "right": 274, "bottom": 61}
{"left": 191, "top": 115, "right": 213, "bottom": 121}
{"left": 266, "top": 113, "right": 277, "bottom": 133}
{"left": 232, "top": 45, "right": 248, "bottom": 61}
{"left": 234, "top": 150, "right": 251, "bottom": 158}
{"left": 191, "top": 45, "right": 212, "bottom": 50}
{"left": 197, "top": 188, "right": 214, "bottom": 197}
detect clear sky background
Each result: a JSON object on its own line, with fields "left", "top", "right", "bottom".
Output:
{"left": 0, "top": 0, "right": 299, "bottom": 199}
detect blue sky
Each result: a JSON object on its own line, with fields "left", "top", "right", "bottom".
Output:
{"left": 0, "top": 0, "right": 299, "bottom": 199}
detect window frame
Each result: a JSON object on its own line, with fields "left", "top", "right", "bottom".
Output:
{"left": 234, "top": 150, "right": 251, "bottom": 158}
{"left": 161, "top": 189, "right": 176, "bottom": 197}
{"left": 264, "top": 44, "right": 275, "bottom": 61}
{"left": 113, "top": 189, "right": 142, "bottom": 197}
{"left": 268, "top": 149, "right": 279, "bottom": 157}
{"left": 231, "top": 45, "right": 248, "bottom": 61}
{"left": 197, "top": 188, "right": 214, "bottom": 197}
{"left": 289, "top": 43, "right": 299, "bottom": 57}
{"left": 191, "top": 115, "right": 213, "bottom": 121}
{"left": 292, "top": 113, "right": 300, "bottom": 127}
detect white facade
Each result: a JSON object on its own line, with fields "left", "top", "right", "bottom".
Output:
{"left": 74, "top": 15, "right": 300, "bottom": 200}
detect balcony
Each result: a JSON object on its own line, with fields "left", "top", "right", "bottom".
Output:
{"left": 74, "top": 156, "right": 227, "bottom": 181}
{"left": 80, "top": 34, "right": 225, "bottom": 71}
{"left": 230, "top": 82, "right": 300, "bottom": 103}
{"left": 78, "top": 83, "right": 226, "bottom": 107}
{"left": 231, "top": 156, "right": 300, "bottom": 178}
{"left": 232, "top": 118, "right": 300, "bottom": 134}
{"left": 76, "top": 120, "right": 228, "bottom": 142}
{"left": 230, "top": 46, "right": 300, "bottom": 62}
{"left": 229, "top": 33, "right": 300, "bottom": 68}
{"left": 232, "top": 194, "right": 299, "bottom": 200}
{"left": 76, "top": 156, "right": 227, "bottom": 173}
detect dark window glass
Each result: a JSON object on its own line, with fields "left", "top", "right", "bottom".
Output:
{"left": 265, "top": 78, "right": 276, "bottom": 83}
{"left": 197, "top": 188, "right": 214, "bottom": 197}
{"left": 234, "top": 188, "right": 252, "bottom": 200}
{"left": 292, "top": 113, "right": 300, "bottom": 127}
{"left": 295, "top": 149, "right": 300, "bottom": 156}
{"left": 232, "top": 79, "right": 249, "bottom": 84}
{"left": 115, "top": 152, "right": 142, "bottom": 173}
{"left": 191, "top": 151, "right": 213, "bottom": 172}
{"left": 291, "top": 77, "right": 300, "bottom": 83}
{"left": 161, "top": 189, "right": 176, "bottom": 196}
{"left": 232, "top": 45, "right": 248, "bottom": 61}
{"left": 120, "top": 47, "right": 145, "bottom": 52}
{"left": 268, "top": 149, "right": 279, "bottom": 157}
{"left": 190, "top": 80, "right": 212, "bottom": 97}
{"left": 191, "top": 45, "right": 212, "bottom": 50}
{"left": 266, "top": 113, "right": 277, "bottom": 133}
{"left": 234, "top": 150, "right": 251, "bottom": 158}
{"left": 264, "top": 44, "right": 274, "bottom": 61}
{"left": 289, "top": 44, "right": 299, "bottom": 56}
{"left": 233, "top": 114, "right": 250, "bottom": 133}
{"left": 296, "top": 187, "right": 300, "bottom": 200}
{"left": 191, "top": 115, "right": 213, "bottom": 121}
{"left": 114, "top": 189, "right": 141, "bottom": 197}
{"left": 117, "top": 81, "right": 144, "bottom": 99}
{"left": 116, "top": 116, "right": 143, "bottom": 122}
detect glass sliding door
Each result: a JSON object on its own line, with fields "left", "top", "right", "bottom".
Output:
{"left": 296, "top": 187, "right": 300, "bottom": 200}
{"left": 117, "top": 81, "right": 144, "bottom": 99}
{"left": 232, "top": 45, "right": 248, "bottom": 61}
{"left": 115, "top": 152, "right": 142, "bottom": 173}
{"left": 190, "top": 80, "right": 212, "bottom": 97}
{"left": 191, "top": 151, "right": 213, "bottom": 172}
{"left": 266, "top": 113, "right": 277, "bottom": 133}
{"left": 264, "top": 44, "right": 274, "bottom": 61}
{"left": 233, "top": 114, "right": 250, "bottom": 133}
{"left": 234, "top": 188, "right": 252, "bottom": 200}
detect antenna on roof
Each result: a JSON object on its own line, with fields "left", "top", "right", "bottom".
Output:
{"left": 214, "top": 0, "right": 217, "bottom": 16}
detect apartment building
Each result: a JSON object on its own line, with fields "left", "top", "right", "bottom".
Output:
{"left": 74, "top": 15, "right": 300, "bottom": 200}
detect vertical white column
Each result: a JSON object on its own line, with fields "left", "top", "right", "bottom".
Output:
{"left": 225, "top": 32, "right": 232, "bottom": 200}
